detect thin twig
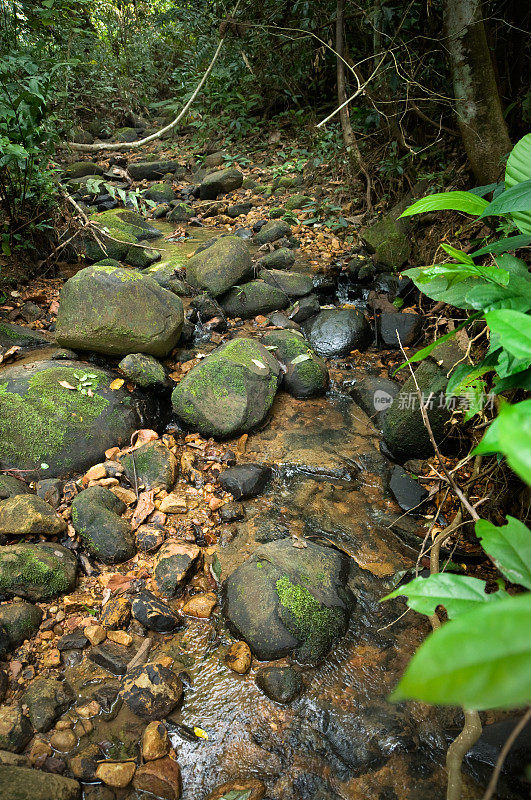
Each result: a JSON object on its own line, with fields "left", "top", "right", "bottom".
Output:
{"left": 482, "top": 708, "right": 531, "bottom": 800}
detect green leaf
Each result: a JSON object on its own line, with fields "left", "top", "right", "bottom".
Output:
{"left": 219, "top": 791, "right": 252, "bottom": 800}
{"left": 399, "top": 191, "right": 489, "bottom": 218}
{"left": 394, "top": 314, "right": 481, "bottom": 372}
{"left": 382, "top": 574, "right": 508, "bottom": 618}
{"left": 440, "top": 243, "right": 475, "bottom": 265}
{"left": 474, "top": 399, "right": 531, "bottom": 485}
{"left": 480, "top": 180, "right": 531, "bottom": 218}
{"left": 505, "top": 133, "right": 531, "bottom": 234}
{"left": 476, "top": 517, "right": 531, "bottom": 590}
{"left": 486, "top": 309, "right": 531, "bottom": 361}
{"left": 390, "top": 593, "right": 531, "bottom": 709}
{"left": 469, "top": 234, "right": 531, "bottom": 257}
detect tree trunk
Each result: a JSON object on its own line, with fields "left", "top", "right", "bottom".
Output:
{"left": 443, "top": 0, "right": 512, "bottom": 184}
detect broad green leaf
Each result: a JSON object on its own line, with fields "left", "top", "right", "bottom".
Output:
{"left": 446, "top": 353, "right": 499, "bottom": 398}
{"left": 393, "top": 314, "right": 481, "bottom": 372}
{"left": 476, "top": 517, "right": 531, "bottom": 590}
{"left": 390, "top": 593, "right": 531, "bottom": 709}
{"left": 493, "top": 367, "right": 531, "bottom": 393}
{"left": 440, "top": 243, "right": 475, "bottom": 265}
{"left": 382, "top": 573, "right": 508, "bottom": 618}
{"left": 474, "top": 399, "right": 531, "bottom": 485}
{"left": 480, "top": 180, "right": 531, "bottom": 218}
{"left": 486, "top": 309, "right": 531, "bottom": 361}
{"left": 399, "top": 191, "right": 488, "bottom": 218}
{"left": 505, "top": 133, "right": 531, "bottom": 234}
{"left": 468, "top": 182, "right": 501, "bottom": 198}
{"left": 469, "top": 234, "right": 531, "bottom": 257}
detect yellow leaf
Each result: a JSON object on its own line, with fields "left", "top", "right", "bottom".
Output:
{"left": 109, "top": 378, "right": 124, "bottom": 390}
{"left": 193, "top": 726, "right": 208, "bottom": 740}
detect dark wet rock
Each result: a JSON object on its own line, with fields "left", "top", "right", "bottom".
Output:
{"left": 256, "top": 666, "right": 303, "bottom": 704}
{"left": 348, "top": 376, "right": 400, "bottom": 428}
{"left": 268, "top": 311, "right": 301, "bottom": 330}
{"left": 36, "top": 479, "right": 64, "bottom": 509}
{"left": 56, "top": 265, "right": 183, "bottom": 357}
{"left": 0, "top": 670, "right": 7, "bottom": 702}
{"left": 128, "top": 160, "right": 180, "bottom": 180}
{"left": 378, "top": 312, "right": 422, "bottom": 348}
{"left": 118, "top": 352, "right": 167, "bottom": 387}
{"left": 0, "top": 494, "right": 66, "bottom": 537}
{"left": 153, "top": 541, "right": 201, "bottom": 597}
{"left": 89, "top": 641, "right": 131, "bottom": 675}
{"left": 259, "top": 269, "right": 313, "bottom": 298}
{"left": 191, "top": 294, "right": 226, "bottom": 326}
{"left": 0, "top": 543, "right": 77, "bottom": 601}
{"left": 219, "top": 464, "right": 272, "bottom": 500}
{"left": 57, "top": 632, "right": 88, "bottom": 651}
{"left": 0, "top": 601, "right": 42, "bottom": 650}
{"left": 262, "top": 329, "right": 328, "bottom": 399}
{"left": 144, "top": 183, "right": 176, "bottom": 203}
{"left": 121, "top": 440, "right": 178, "bottom": 492}
{"left": 464, "top": 715, "right": 531, "bottom": 792}
{"left": 168, "top": 203, "right": 194, "bottom": 223}
{"left": 382, "top": 356, "right": 453, "bottom": 462}
{"left": 255, "top": 220, "right": 292, "bottom": 245}
{"left": 186, "top": 235, "right": 252, "bottom": 297}
{"left": 23, "top": 678, "right": 73, "bottom": 732}
{"left": 302, "top": 308, "right": 370, "bottom": 357}
{"left": 133, "top": 756, "right": 182, "bottom": 799}
{"left": 199, "top": 168, "right": 243, "bottom": 199}
{"left": 0, "top": 476, "right": 32, "bottom": 500}
{"left": 62, "top": 161, "right": 103, "bottom": 180}
{"left": 228, "top": 201, "right": 252, "bottom": 217}
{"left": 0, "top": 765, "right": 81, "bottom": 799}
{"left": 0, "top": 357, "right": 148, "bottom": 478}
{"left": 172, "top": 338, "right": 281, "bottom": 438}
{"left": 115, "top": 126, "right": 137, "bottom": 142}
{"left": 0, "top": 321, "right": 49, "bottom": 350}
{"left": 224, "top": 539, "right": 354, "bottom": 664}
{"left": 71, "top": 486, "right": 135, "bottom": 564}
{"left": 253, "top": 516, "right": 290, "bottom": 543}
{"left": 220, "top": 280, "right": 288, "bottom": 319}
{"left": 135, "top": 524, "right": 165, "bottom": 553}
{"left": 121, "top": 662, "right": 183, "bottom": 720}
{"left": 0, "top": 705, "right": 32, "bottom": 753}
{"left": 131, "top": 590, "right": 181, "bottom": 632}
{"left": 219, "top": 502, "right": 245, "bottom": 523}
{"left": 0, "top": 627, "right": 10, "bottom": 659}
{"left": 257, "top": 248, "right": 296, "bottom": 270}
{"left": 287, "top": 294, "right": 321, "bottom": 324}
{"left": 389, "top": 466, "right": 428, "bottom": 512}
{"left": 125, "top": 242, "right": 161, "bottom": 269}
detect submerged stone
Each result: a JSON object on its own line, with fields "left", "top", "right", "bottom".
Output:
{"left": 23, "top": 678, "right": 74, "bottom": 733}
{"left": 256, "top": 666, "right": 303, "bottom": 704}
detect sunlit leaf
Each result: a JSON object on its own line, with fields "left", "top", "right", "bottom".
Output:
{"left": 476, "top": 516, "right": 531, "bottom": 590}
{"left": 382, "top": 573, "right": 509, "bottom": 618}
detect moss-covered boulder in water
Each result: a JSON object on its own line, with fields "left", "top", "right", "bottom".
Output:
{"left": 56, "top": 265, "right": 183, "bottom": 357}
{"left": 172, "top": 338, "right": 281, "bottom": 438}
{"left": 118, "top": 353, "right": 167, "bottom": 387}
{"left": 0, "top": 358, "right": 148, "bottom": 477}
{"left": 125, "top": 243, "right": 161, "bottom": 269}
{"left": 72, "top": 486, "right": 135, "bottom": 564}
{"left": 220, "top": 280, "right": 289, "bottom": 319}
{"left": 262, "top": 329, "right": 328, "bottom": 399}
{"left": 224, "top": 539, "right": 354, "bottom": 664}
{"left": 0, "top": 543, "right": 77, "bottom": 601}
{"left": 93, "top": 209, "right": 161, "bottom": 241}
{"left": 186, "top": 236, "right": 252, "bottom": 297}
{"left": 258, "top": 269, "right": 313, "bottom": 298}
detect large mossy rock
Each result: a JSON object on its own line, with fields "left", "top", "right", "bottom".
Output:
{"left": 94, "top": 209, "right": 162, "bottom": 241}
{"left": 199, "top": 168, "right": 243, "bottom": 200}
{"left": 0, "top": 543, "right": 77, "bottom": 601}
{"left": 186, "top": 236, "right": 251, "bottom": 297}
{"left": 220, "top": 280, "right": 289, "bottom": 319}
{"left": 56, "top": 265, "right": 184, "bottom": 357}
{"left": 258, "top": 269, "right": 313, "bottom": 298}
{"left": 0, "top": 321, "right": 50, "bottom": 350}
{"left": 0, "top": 358, "right": 149, "bottom": 477}
{"left": 262, "top": 329, "right": 328, "bottom": 398}
{"left": 72, "top": 486, "right": 135, "bottom": 564}
{"left": 224, "top": 539, "right": 354, "bottom": 664}
{"left": 361, "top": 217, "right": 411, "bottom": 267}
{"left": 302, "top": 308, "right": 370, "bottom": 358}
{"left": 62, "top": 161, "right": 103, "bottom": 180}
{"left": 128, "top": 160, "right": 180, "bottom": 181}
{"left": 0, "top": 601, "right": 42, "bottom": 651}
{"left": 172, "top": 338, "right": 281, "bottom": 438}
{"left": 0, "top": 766, "right": 81, "bottom": 800}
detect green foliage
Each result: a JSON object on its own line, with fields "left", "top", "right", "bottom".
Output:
{"left": 504, "top": 132, "right": 531, "bottom": 234}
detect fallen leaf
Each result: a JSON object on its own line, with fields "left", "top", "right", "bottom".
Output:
{"left": 131, "top": 429, "right": 158, "bottom": 447}
{"left": 58, "top": 380, "right": 77, "bottom": 390}
{"left": 131, "top": 490, "right": 155, "bottom": 530}
{"left": 109, "top": 378, "right": 124, "bottom": 390}
{"left": 251, "top": 359, "right": 266, "bottom": 369}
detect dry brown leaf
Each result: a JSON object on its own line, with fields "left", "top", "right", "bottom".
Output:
{"left": 131, "top": 429, "right": 158, "bottom": 448}
{"left": 131, "top": 490, "right": 155, "bottom": 530}
{"left": 58, "top": 380, "right": 77, "bottom": 390}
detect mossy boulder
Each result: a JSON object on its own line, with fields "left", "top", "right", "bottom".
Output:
{"left": 23, "top": 677, "right": 74, "bottom": 732}
{"left": 118, "top": 353, "right": 167, "bottom": 387}
{"left": 224, "top": 539, "right": 354, "bottom": 664}
{"left": 199, "top": 168, "right": 243, "bottom": 200}
{"left": 0, "top": 494, "right": 66, "bottom": 537}
{"left": 167, "top": 203, "right": 194, "bottom": 223}
{"left": 121, "top": 440, "right": 178, "bottom": 492}
{"left": 220, "top": 280, "right": 288, "bottom": 319}
{"left": 0, "top": 766, "right": 81, "bottom": 800}
{"left": 93, "top": 258, "right": 122, "bottom": 268}
{"left": 255, "top": 220, "right": 292, "bottom": 245}
{"left": 0, "top": 322, "right": 49, "bottom": 350}
{"left": 128, "top": 160, "right": 180, "bottom": 181}
{"left": 256, "top": 248, "right": 295, "bottom": 270}
{"left": 302, "top": 308, "right": 370, "bottom": 357}
{"left": 171, "top": 338, "right": 281, "bottom": 438}
{"left": 71, "top": 486, "right": 135, "bottom": 564}
{"left": 186, "top": 236, "right": 252, "bottom": 297}
{"left": 0, "top": 476, "right": 32, "bottom": 501}
{"left": 124, "top": 243, "right": 161, "bottom": 269}
{"left": 0, "top": 543, "right": 77, "bottom": 601}
{"left": 93, "top": 209, "right": 161, "bottom": 241}
{"left": 144, "top": 183, "right": 176, "bottom": 203}
{"left": 285, "top": 194, "right": 313, "bottom": 211}
{"left": 361, "top": 217, "right": 411, "bottom": 267}
{"left": 62, "top": 162, "right": 103, "bottom": 180}
{"left": 0, "top": 358, "right": 149, "bottom": 477}
{"left": 0, "top": 601, "right": 42, "bottom": 650}
{"left": 56, "top": 265, "right": 184, "bottom": 357}
{"left": 262, "top": 329, "right": 328, "bottom": 399}
{"left": 115, "top": 126, "right": 138, "bottom": 143}
{"left": 258, "top": 269, "right": 313, "bottom": 298}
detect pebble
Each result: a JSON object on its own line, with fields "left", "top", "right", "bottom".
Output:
{"left": 133, "top": 756, "right": 182, "bottom": 800}
{"left": 84, "top": 624, "right": 106, "bottom": 645}
{"left": 28, "top": 738, "right": 52, "bottom": 763}
{"left": 50, "top": 729, "right": 77, "bottom": 752}
{"left": 83, "top": 464, "right": 107, "bottom": 483}
{"left": 96, "top": 760, "right": 136, "bottom": 788}
{"left": 89, "top": 641, "right": 131, "bottom": 675}
{"left": 225, "top": 641, "right": 252, "bottom": 674}
{"left": 110, "top": 486, "right": 137, "bottom": 505}
{"left": 142, "top": 720, "right": 170, "bottom": 761}
{"left": 42, "top": 649, "right": 61, "bottom": 667}
{"left": 159, "top": 493, "right": 187, "bottom": 513}
{"left": 100, "top": 595, "right": 131, "bottom": 629}
{"left": 107, "top": 630, "right": 133, "bottom": 646}
{"left": 206, "top": 779, "right": 266, "bottom": 800}
{"left": 75, "top": 700, "right": 100, "bottom": 719}
{"left": 182, "top": 592, "right": 217, "bottom": 619}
